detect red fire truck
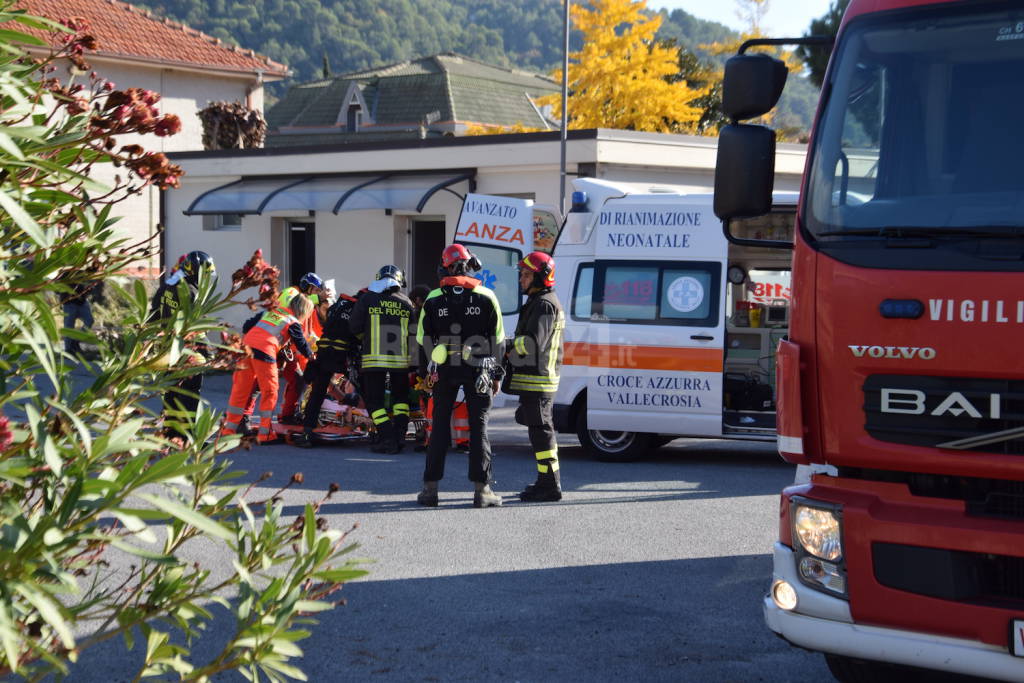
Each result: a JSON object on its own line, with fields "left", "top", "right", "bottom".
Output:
{"left": 714, "top": 1, "right": 1024, "bottom": 680}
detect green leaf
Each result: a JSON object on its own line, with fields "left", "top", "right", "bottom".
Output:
{"left": 303, "top": 504, "right": 315, "bottom": 553}
{"left": 42, "top": 528, "right": 64, "bottom": 546}
{"left": 312, "top": 568, "right": 369, "bottom": 583}
{"left": 0, "top": 187, "right": 48, "bottom": 246}
{"left": 138, "top": 493, "right": 234, "bottom": 542}
{"left": 293, "top": 600, "right": 333, "bottom": 613}
{"left": 15, "top": 583, "right": 75, "bottom": 649}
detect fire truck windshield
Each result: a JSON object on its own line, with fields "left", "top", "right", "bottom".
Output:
{"left": 804, "top": 3, "right": 1024, "bottom": 268}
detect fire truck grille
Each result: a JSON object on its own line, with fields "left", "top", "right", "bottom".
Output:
{"left": 863, "top": 375, "right": 1024, "bottom": 455}
{"left": 873, "top": 542, "right": 1024, "bottom": 608}
{"left": 840, "top": 468, "right": 1024, "bottom": 520}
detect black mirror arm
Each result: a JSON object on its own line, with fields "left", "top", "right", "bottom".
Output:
{"left": 738, "top": 36, "right": 834, "bottom": 55}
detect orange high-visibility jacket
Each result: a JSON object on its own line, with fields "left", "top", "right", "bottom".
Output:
{"left": 244, "top": 306, "right": 302, "bottom": 358}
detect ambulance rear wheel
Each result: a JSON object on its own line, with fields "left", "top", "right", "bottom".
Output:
{"left": 575, "top": 411, "right": 652, "bottom": 462}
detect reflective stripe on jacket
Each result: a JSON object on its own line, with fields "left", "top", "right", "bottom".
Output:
{"left": 417, "top": 275, "right": 504, "bottom": 371}
{"left": 350, "top": 288, "right": 414, "bottom": 370}
{"left": 507, "top": 288, "right": 564, "bottom": 395}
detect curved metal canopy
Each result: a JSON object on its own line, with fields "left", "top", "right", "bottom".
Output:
{"left": 184, "top": 169, "right": 476, "bottom": 216}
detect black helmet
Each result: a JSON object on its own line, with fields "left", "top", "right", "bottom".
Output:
{"left": 299, "top": 272, "right": 324, "bottom": 292}
{"left": 375, "top": 264, "right": 406, "bottom": 288}
{"left": 181, "top": 250, "right": 215, "bottom": 287}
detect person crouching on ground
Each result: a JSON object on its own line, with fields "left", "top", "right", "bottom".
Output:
{"left": 505, "top": 251, "right": 565, "bottom": 502}
{"left": 221, "top": 294, "right": 315, "bottom": 444}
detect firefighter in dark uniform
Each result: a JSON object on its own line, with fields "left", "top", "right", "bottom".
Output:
{"left": 350, "top": 265, "right": 414, "bottom": 454}
{"left": 506, "top": 251, "right": 565, "bottom": 502}
{"left": 149, "top": 250, "right": 216, "bottom": 441}
{"left": 416, "top": 244, "right": 505, "bottom": 508}
{"left": 294, "top": 289, "right": 363, "bottom": 448}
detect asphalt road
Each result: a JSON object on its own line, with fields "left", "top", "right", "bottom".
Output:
{"left": 66, "top": 373, "right": 831, "bottom": 682}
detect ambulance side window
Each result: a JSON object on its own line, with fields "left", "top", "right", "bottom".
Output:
{"left": 590, "top": 260, "right": 721, "bottom": 327}
{"left": 571, "top": 263, "right": 594, "bottom": 320}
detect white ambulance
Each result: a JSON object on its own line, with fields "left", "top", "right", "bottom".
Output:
{"left": 455, "top": 178, "right": 796, "bottom": 461}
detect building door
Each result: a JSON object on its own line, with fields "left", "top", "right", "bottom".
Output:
{"left": 288, "top": 221, "right": 315, "bottom": 287}
{"left": 410, "top": 219, "right": 445, "bottom": 289}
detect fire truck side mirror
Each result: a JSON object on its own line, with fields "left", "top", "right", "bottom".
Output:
{"left": 714, "top": 123, "right": 776, "bottom": 222}
{"left": 722, "top": 53, "right": 788, "bottom": 121}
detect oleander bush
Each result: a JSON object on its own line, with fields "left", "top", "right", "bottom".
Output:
{"left": 0, "top": 3, "right": 365, "bottom": 680}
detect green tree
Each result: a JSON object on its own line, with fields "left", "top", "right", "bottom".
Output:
{"left": 0, "top": 4, "right": 365, "bottom": 679}
{"left": 799, "top": 0, "right": 849, "bottom": 87}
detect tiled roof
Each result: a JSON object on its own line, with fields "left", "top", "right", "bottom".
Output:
{"left": 12, "top": 0, "right": 288, "bottom": 78}
{"left": 267, "top": 52, "right": 557, "bottom": 137}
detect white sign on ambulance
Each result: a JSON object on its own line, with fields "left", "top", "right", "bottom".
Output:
{"left": 594, "top": 201, "right": 722, "bottom": 257}
{"left": 455, "top": 194, "right": 533, "bottom": 249}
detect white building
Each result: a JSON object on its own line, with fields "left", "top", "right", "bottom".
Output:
{"left": 163, "top": 129, "right": 807, "bottom": 326}
{"left": 16, "top": 0, "right": 289, "bottom": 273}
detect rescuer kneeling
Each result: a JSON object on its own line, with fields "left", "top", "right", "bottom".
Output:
{"left": 222, "top": 294, "right": 315, "bottom": 444}
{"left": 505, "top": 251, "right": 565, "bottom": 502}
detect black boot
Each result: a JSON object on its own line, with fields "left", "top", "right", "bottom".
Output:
{"left": 417, "top": 481, "right": 439, "bottom": 507}
{"left": 294, "top": 430, "right": 316, "bottom": 449}
{"left": 371, "top": 421, "right": 400, "bottom": 454}
{"left": 519, "top": 472, "right": 562, "bottom": 502}
{"left": 236, "top": 416, "right": 258, "bottom": 438}
{"left": 392, "top": 415, "right": 409, "bottom": 453}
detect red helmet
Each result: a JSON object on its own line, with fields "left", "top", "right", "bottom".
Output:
{"left": 441, "top": 243, "right": 472, "bottom": 268}
{"left": 519, "top": 251, "right": 555, "bottom": 288}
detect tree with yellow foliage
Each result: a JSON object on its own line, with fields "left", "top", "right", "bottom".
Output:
{"left": 540, "top": 0, "right": 709, "bottom": 134}
{"left": 700, "top": 0, "right": 803, "bottom": 136}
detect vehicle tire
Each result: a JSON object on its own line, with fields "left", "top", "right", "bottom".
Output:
{"left": 575, "top": 410, "right": 653, "bottom": 462}
{"left": 824, "top": 654, "right": 936, "bottom": 683}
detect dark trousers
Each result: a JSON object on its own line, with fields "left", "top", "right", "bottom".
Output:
{"left": 424, "top": 367, "right": 492, "bottom": 484}
{"left": 302, "top": 350, "right": 348, "bottom": 432}
{"left": 361, "top": 368, "right": 411, "bottom": 427}
{"left": 163, "top": 373, "right": 203, "bottom": 439}
{"left": 516, "top": 393, "right": 559, "bottom": 483}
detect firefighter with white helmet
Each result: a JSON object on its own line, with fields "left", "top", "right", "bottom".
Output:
{"left": 349, "top": 265, "right": 414, "bottom": 453}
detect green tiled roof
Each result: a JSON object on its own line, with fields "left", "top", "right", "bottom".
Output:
{"left": 266, "top": 52, "right": 559, "bottom": 141}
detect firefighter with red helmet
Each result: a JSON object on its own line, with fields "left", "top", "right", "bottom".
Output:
{"left": 506, "top": 251, "right": 565, "bottom": 502}
{"left": 416, "top": 244, "right": 505, "bottom": 508}
{"left": 221, "top": 294, "right": 315, "bottom": 444}
{"left": 349, "top": 265, "right": 414, "bottom": 454}
{"left": 149, "top": 250, "right": 216, "bottom": 441}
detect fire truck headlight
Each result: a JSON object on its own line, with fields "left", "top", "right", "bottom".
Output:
{"left": 771, "top": 580, "right": 798, "bottom": 611}
{"left": 793, "top": 504, "right": 843, "bottom": 562}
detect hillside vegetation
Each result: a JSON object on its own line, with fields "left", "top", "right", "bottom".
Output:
{"left": 134, "top": 0, "right": 819, "bottom": 133}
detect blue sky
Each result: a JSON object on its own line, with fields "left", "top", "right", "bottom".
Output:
{"left": 649, "top": 0, "right": 835, "bottom": 37}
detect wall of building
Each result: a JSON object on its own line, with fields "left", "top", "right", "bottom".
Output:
{"left": 164, "top": 132, "right": 807, "bottom": 329}
{"left": 75, "top": 57, "right": 263, "bottom": 274}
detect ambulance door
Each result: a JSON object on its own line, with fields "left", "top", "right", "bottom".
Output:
{"left": 582, "top": 199, "right": 727, "bottom": 439}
